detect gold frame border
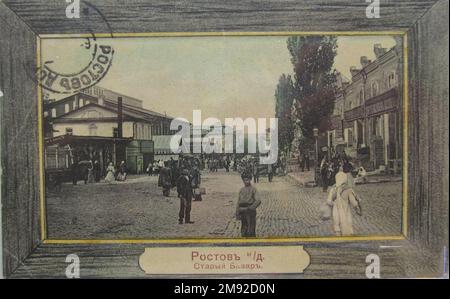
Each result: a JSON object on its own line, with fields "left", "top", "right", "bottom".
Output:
{"left": 37, "top": 31, "right": 409, "bottom": 245}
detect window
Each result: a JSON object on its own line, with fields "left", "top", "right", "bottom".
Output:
{"left": 144, "top": 125, "right": 149, "bottom": 139}
{"left": 64, "top": 103, "right": 70, "bottom": 113}
{"left": 89, "top": 123, "right": 97, "bottom": 136}
{"left": 65, "top": 128, "right": 73, "bottom": 135}
{"left": 388, "top": 72, "right": 396, "bottom": 88}
{"left": 348, "top": 129, "right": 353, "bottom": 146}
{"left": 113, "top": 127, "right": 119, "bottom": 138}
{"left": 371, "top": 81, "right": 379, "bottom": 97}
{"left": 359, "top": 89, "right": 364, "bottom": 105}
{"left": 51, "top": 108, "right": 56, "bottom": 118}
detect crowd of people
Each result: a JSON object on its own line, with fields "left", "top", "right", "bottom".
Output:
{"left": 66, "top": 150, "right": 363, "bottom": 238}
{"left": 70, "top": 159, "right": 128, "bottom": 185}
{"left": 153, "top": 155, "right": 275, "bottom": 230}
{"left": 319, "top": 151, "right": 355, "bottom": 192}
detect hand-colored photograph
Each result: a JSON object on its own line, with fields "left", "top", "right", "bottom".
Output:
{"left": 40, "top": 34, "right": 406, "bottom": 241}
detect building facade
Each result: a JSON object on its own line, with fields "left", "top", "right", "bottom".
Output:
{"left": 327, "top": 41, "right": 403, "bottom": 171}
{"left": 44, "top": 86, "right": 175, "bottom": 174}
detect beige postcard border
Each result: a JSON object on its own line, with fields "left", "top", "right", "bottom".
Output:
{"left": 37, "top": 31, "right": 409, "bottom": 245}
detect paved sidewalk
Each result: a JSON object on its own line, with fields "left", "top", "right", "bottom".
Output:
{"left": 287, "top": 170, "right": 402, "bottom": 187}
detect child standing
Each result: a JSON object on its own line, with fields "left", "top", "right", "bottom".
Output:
{"left": 236, "top": 173, "right": 261, "bottom": 237}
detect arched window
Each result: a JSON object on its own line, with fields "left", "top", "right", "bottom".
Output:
{"left": 89, "top": 123, "right": 97, "bottom": 136}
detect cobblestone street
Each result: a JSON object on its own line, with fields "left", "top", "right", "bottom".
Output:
{"left": 46, "top": 170, "right": 402, "bottom": 239}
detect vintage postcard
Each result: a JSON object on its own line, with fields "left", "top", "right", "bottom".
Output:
{"left": 0, "top": 0, "right": 448, "bottom": 281}
{"left": 39, "top": 34, "right": 405, "bottom": 241}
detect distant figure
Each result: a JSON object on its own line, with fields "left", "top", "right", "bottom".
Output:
{"left": 236, "top": 172, "right": 261, "bottom": 237}
{"left": 71, "top": 159, "right": 79, "bottom": 185}
{"left": 357, "top": 166, "right": 367, "bottom": 178}
{"left": 267, "top": 163, "right": 274, "bottom": 182}
{"left": 152, "top": 161, "right": 159, "bottom": 176}
{"left": 87, "top": 161, "right": 95, "bottom": 184}
{"left": 105, "top": 162, "right": 115, "bottom": 183}
{"left": 302, "top": 152, "right": 310, "bottom": 172}
{"left": 320, "top": 156, "right": 330, "bottom": 192}
{"left": 177, "top": 169, "right": 194, "bottom": 224}
{"left": 326, "top": 172, "right": 362, "bottom": 236}
{"left": 116, "top": 161, "right": 127, "bottom": 181}
{"left": 93, "top": 160, "right": 101, "bottom": 182}
{"left": 191, "top": 166, "right": 202, "bottom": 201}
{"left": 252, "top": 161, "right": 259, "bottom": 183}
{"left": 170, "top": 160, "right": 179, "bottom": 188}
{"left": 229, "top": 159, "right": 235, "bottom": 171}
{"left": 146, "top": 162, "right": 153, "bottom": 176}
{"left": 158, "top": 164, "right": 172, "bottom": 197}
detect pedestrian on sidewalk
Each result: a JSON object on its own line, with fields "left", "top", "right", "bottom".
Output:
{"left": 320, "top": 156, "right": 330, "bottom": 192}
{"left": 236, "top": 172, "right": 261, "bottom": 237}
{"left": 326, "top": 172, "right": 362, "bottom": 236}
{"left": 177, "top": 169, "right": 194, "bottom": 224}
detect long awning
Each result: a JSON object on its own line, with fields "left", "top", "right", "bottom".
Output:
{"left": 45, "top": 135, "right": 133, "bottom": 146}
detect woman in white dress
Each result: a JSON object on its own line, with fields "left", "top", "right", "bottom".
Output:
{"left": 326, "top": 172, "right": 362, "bottom": 236}
{"left": 105, "top": 162, "right": 116, "bottom": 183}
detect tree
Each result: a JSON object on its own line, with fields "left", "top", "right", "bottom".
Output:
{"left": 274, "top": 74, "right": 295, "bottom": 153}
{"left": 287, "top": 36, "right": 338, "bottom": 141}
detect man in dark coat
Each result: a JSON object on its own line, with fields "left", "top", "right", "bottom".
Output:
{"left": 177, "top": 169, "right": 194, "bottom": 224}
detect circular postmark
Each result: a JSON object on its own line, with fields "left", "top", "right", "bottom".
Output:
{"left": 23, "top": 0, "right": 115, "bottom": 95}
{"left": 39, "top": 38, "right": 114, "bottom": 94}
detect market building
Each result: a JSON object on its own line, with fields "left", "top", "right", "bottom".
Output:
{"left": 327, "top": 41, "right": 403, "bottom": 172}
{"left": 44, "top": 86, "right": 175, "bottom": 176}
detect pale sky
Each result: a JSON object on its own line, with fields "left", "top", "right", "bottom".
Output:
{"left": 42, "top": 35, "right": 396, "bottom": 122}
